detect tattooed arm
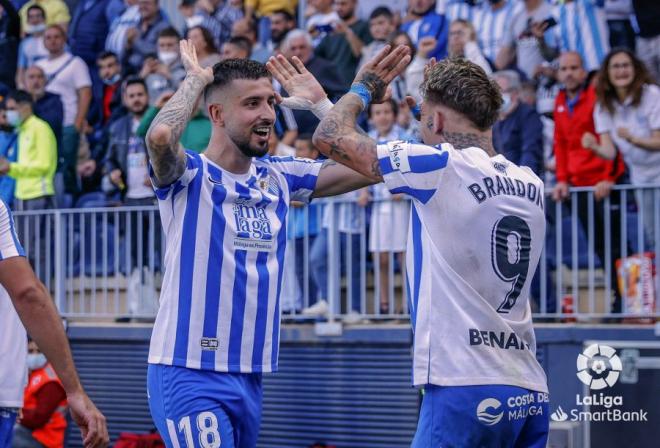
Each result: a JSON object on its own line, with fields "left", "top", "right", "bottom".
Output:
{"left": 146, "top": 40, "right": 213, "bottom": 186}
{"left": 313, "top": 45, "right": 410, "bottom": 182}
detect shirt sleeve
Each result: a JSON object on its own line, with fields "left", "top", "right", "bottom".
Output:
{"left": 268, "top": 156, "right": 323, "bottom": 203}
{"left": 149, "top": 150, "right": 201, "bottom": 201}
{"left": 647, "top": 85, "right": 660, "bottom": 130}
{"left": 593, "top": 102, "right": 613, "bottom": 134}
{"left": 376, "top": 140, "right": 450, "bottom": 204}
{"left": 0, "top": 200, "right": 25, "bottom": 260}
{"left": 72, "top": 58, "right": 92, "bottom": 89}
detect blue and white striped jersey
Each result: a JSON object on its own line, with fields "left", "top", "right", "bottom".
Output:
{"left": 0, "top": 199, "right": 28, "bottom": 407}
{"left": 148, "top": 151, "right": 322, "bottom": 373}
{"left": 475, "top": 0, "right": 524, "bottom": 62}
{"left": 555, "top": 0, "right": 609, "bottom": 72}
{"left": 376, "top": 141, "right": 548, "bottom": 393}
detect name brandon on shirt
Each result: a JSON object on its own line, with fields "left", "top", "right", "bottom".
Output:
{"left": 469, "top": 328, "right": 531, "bottom": 351}
{"left": 467, "top": 175, "right": 544, "bottom": 210}
{"left": 232, "top": 200, "right": 274, "bottom": 252}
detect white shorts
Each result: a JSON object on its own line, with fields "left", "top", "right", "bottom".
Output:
{"left": 369, "top": 200, "right": 409, "bottom": 253}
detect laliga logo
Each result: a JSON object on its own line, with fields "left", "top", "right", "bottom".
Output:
{"left": 576, "top": 344, "right": 622, "bottom": 390}
{"left": 476, "top": 398, "right": 503, "bottom": 426}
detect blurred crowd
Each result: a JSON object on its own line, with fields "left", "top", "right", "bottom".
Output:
{"left": 0, "top": 0, "right": 658, "bottom": 315}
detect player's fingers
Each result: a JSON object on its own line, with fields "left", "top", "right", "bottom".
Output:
{"left": 274, "top": 91, "right": 284, "bottom": 104}
{"left": 266, "top": 57, "right": 290, "bottom": 81}
{"left": 276, "top": 54, "right": 298, "bottom": 77}
{"left": 291, "top": 56, "right": 308, "bottom": 75}
{"left": 376, "top": 45, "right": 408, "bottom": 72}
{"left": 383, "top": 54, "right": 411, "bottom": 83}
{"left": 365, "top": 44, "right": 391, "bottom": 69}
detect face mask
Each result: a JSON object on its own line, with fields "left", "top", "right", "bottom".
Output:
{"left": 6, "top": 110, "right": 20, "bottom": 127}
{"left": 27, "top": 353, "right": 47, "bottom": 371}
{"left": 25, "top": 23, "right": 46, "bottom": 35}
{"left": 103, "top": 73, "right": 121, "bottom": 86}
{"left": 501, "top": 93, "right": 512, "bottom": 113}
{"left": 158, "top": 51, "right": 178, "bottom": 66}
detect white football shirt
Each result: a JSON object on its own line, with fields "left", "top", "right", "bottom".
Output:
{"left": 376, "top": 140, "right": 548, "bottom": 393}
{"left": 0, "top": 200, "right": 28, "bottom": 407}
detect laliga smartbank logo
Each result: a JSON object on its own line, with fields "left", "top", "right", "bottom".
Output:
{"left": 549, "top": 344, "right": 648, "bottom": 423}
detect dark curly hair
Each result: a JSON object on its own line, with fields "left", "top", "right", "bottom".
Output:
{"left": 204, "top": 59, "right": 271, "bottom": 101}
{"left": 421, "top": 57, "right": 502, "bottom": 131}
{"left": 595, "top": 48, "right": 654, "bottom": 116}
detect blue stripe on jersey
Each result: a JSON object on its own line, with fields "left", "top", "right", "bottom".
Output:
{"left": 200, "top": 164, "right": 227, "bottom": 369}
{"left": 172, "top": 153, "right": 203, "bottom": 363}
{"left": 390, "top": 186, "right": 436, "bottom": 204}
{"left": 271, "top": 198, "right": 288, "bottom": 368}
{"left": 251, "top": 251, "right": 270, "bottom": 367}
{"left": 410, "top": 205, "right": 423, "bottom": 333}
{"left": 282, "top": 172, "right": 317, "bottom": 193}
{"left": 6, "top": 203, "right": 24, "bottom": 257}
{"left": 560, "top": 5, "right": 568, "bottom": 51}
{"left": 228, "top": 182, "right": 252, "bottom": 369}
{"left": 585, "top": 2, "right": 604, "bottom": 62}
{"left": 409, "top": 152, "right": 449, "bottom": 173}
{"left": 573, "top": 4, "right": 584, "bottom": 64}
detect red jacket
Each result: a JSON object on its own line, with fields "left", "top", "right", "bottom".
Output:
{"left": 554, "top": 85, "right": 624, "bottom": 186}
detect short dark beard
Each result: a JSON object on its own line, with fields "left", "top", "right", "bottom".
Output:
{"left": 233, "top": 134, "right": 269, "bottom": 158}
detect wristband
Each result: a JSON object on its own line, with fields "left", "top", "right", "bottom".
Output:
{"left": 349, "top": 83, "right": 372, "bottom": 109}
{"left": 311, "top": 97, "right": 334, "bottom": 119}
{"left": 411, "top": 104, "right": 421, "bottom": 121}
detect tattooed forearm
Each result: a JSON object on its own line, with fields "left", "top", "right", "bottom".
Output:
{"left": 443, "top": 131, "right": 496, "bottom": 155}
{"left": 313, "top": 92, "right": 382, "bottom": 182}
{"left": 146, "top": 74, "right": 208, "bottom": 185}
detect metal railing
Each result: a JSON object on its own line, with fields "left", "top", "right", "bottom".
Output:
{"left": 12, "top": 184, "right": 660, "bottom": 322}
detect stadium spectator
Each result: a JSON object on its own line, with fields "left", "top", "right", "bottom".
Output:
{"left": 231, "top": 17, "right": 270, "bottom": 63}
{"left": 186, "top": 25, "right": 222, "bottom": 68}
{"left": 586, "top": 49, "right": 660, "bottom": 245}
{"left": 401, "top": 0, "right": 449, "bottom": 62}
{"left": 136, "top": 90, "right": 211, "bottom": 154}
{"left": 140, "top": 27, "right": 186, "bottom": 106}
{"left": 0, "top": 0, "right": 20, "bottom": 91}
{"left": 18, "top": 0, "right": 70, "bottom": 30}
{"left": 104, "top": 0, "right": 140, "bottom": 60}
{"left": 388, "top": 30, "right": 423, "bottom": 106}
{"left": 441, "top": 0, "right": 477, "bottom": 22}
{"left": 493, "top": 70, "right": 544, "bottom": 175}
{"left": 68, "top": 0, "right": 111, "bottom": 70}
{"left": 12, "top": 340, "right": 67, "bottom": 448}
{"left": 605, "top": 0, "right": 635, "bottom": 51}
{"left": 632, "top": 0, "right": 660, "bottom": 81}
{"left": 447, "top": 19, "right": 491, "bottom": 75}
{"left": 221, "top": 35, "right": 252, "bottom": 59}
{"left": 185, "top": 0, "right": 243, "bottom": 50}
{"left": 268, "top": 9, "right": 295, "bottom": 50}
{"left": 244, "top": 0, "right": 296, "bottom": 47}
{"left": 24, "top": 66, "right": 63, "bottom": 152}
{"left": 365, "top": 99, "right": 410, "bottom": 314}
{"left": 0, "top": 102, "right": 17, "bottom": 207}
{"left": 474, "top": 0, "right": 522, "bottom": 66}
{"left": 123, "top": 0, "right": 170, "bottom": 73}
{"left": 91, "top": 51, "right": 124, "bottom": 128}
{"left": 551, "top": 51, "right": 626, "bottom": 312}
{"left": 0, "top": 90, "right": 56, "bottom": 210}
{"left": 16, "top": 4, "right": 48, "bottom": 89}
{"left": 36, "top": 25, "right": 92, "bottom": 201}
{"left": 314, "top": 0, "right": 372, "bottom": 87}
{"left": 496, "top": 0, "right": 558, "bottom": 79}
{"left": 306, "top": 0, "right": 339, "bottom": 47}
{"left": 555, "top": 0, "right": 610, "bottom": 72}
{"left": 358, "top": 7, "right": 395, "bottom": 70}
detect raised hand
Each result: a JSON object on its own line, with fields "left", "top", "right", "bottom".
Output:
{"left": 266, "top": 54, "right": 327, "bottom": 107}
{"left": 353, "top": 45, "right": 411, "bottom": 103}
{"left": 180, "top": 39, "right": 213, "bottom": 85}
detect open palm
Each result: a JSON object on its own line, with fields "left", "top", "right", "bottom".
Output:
{"left": 266, "top": 54, "right": 327, "bottom": 105}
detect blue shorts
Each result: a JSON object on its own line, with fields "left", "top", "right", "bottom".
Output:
{"left": 147, "top": 364, "right": 263, "bottom": 448}
{"left": 0, "top": 408, "right": 17, "bottom": 448}
{"left": 412, "top": 384, "right": 549, "bottom": 448}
